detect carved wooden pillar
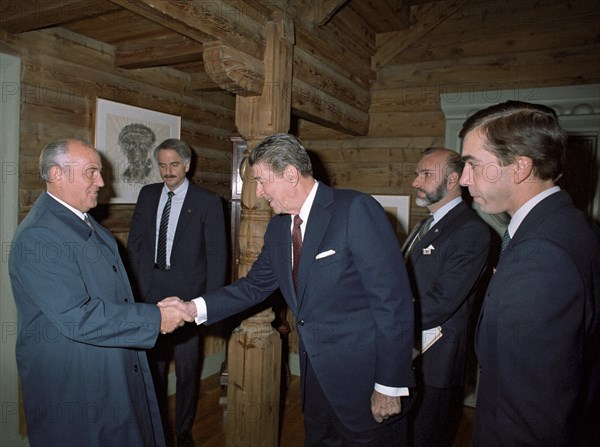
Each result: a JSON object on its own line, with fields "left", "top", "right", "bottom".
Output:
{"left": 222, "top": 15, "right": 293, "bottom": 447}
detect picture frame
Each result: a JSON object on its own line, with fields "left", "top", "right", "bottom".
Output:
{"left": 372, "top": 195, "right": 411, "bottom": 244}
{"left": 94, "top": 98, "right": 181, "bottom": 203}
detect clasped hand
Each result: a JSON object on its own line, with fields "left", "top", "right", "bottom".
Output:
{"left": 371, "top": 390, "right": 402, "bottom": 423}
{"left": 156, "top": 297, "right": 197, "bottom": 334}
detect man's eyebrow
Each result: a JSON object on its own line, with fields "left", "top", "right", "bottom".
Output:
{"left": 461, "top": 154, "right": 476, "bottom": 162}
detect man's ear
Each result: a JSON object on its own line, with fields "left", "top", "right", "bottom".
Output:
{"left": 514, "top": 156, "right": 534, "bottom": 183}
{"left": 284, "top": 165, "right": 299, "bottom": 184}
{"left": 447, "top": 171, "right": 460, "bottom": 190}
{"left": 48, "top": 165, "right": 64, "bottom": 185}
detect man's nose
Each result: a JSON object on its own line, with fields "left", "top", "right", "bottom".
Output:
{"left": 459, "top": 166, "right": 472, "bottom": 186}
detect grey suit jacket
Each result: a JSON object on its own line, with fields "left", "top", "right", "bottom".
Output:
{"left": 9, "top": 192, "right": 165, "bottom": 446}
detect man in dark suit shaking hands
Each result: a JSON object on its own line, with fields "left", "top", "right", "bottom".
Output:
{"left": 159, "top": 133, "right": 415, "bottom": 446}
{"left": 127, "top": 138, "right": 227, "bottom": 447}
{"left": 459, "top": 101, "right": 600, "bottom": 446}
{"left": 406, "top": 147, "right": 491, "bottom": 447}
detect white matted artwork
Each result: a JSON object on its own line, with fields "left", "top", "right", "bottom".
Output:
{"left": 372, "top": 195, "right": 411, "bottom": 244}
{"left": 95, "top": 98, "right": 181, "bottom": 203}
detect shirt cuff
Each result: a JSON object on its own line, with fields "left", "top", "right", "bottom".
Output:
{"left": 374, "top": 383, "right": 409, "bottom": 397}
{"left": 193, "top": 297, "right": 207, "bottom": 325}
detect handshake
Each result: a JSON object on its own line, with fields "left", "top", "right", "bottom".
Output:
{"left": 156, "top": 297, "right": 198, "bottom": 334}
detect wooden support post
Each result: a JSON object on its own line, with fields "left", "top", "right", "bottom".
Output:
{"left": 225, "top": 15, "right": 294, "bottom": 447}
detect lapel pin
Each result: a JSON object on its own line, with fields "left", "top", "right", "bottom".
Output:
{"left": 422, "top": 245, "right": 435, "bottom": 255}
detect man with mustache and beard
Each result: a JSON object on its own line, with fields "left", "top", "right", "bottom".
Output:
{"left": 127, "top": 138, "right": 228, "bottom": 447}
{"left": 404, "top": 147, "right": 492, "bottom": 447}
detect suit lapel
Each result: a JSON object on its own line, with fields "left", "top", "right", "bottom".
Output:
{"left": 296, "top": 185, "right": 333, "bottom": 312}
{"left": 508, "top": 190, "right": 569, "bottom": 251}
{"left": 145, "top": 185, "right": 162, "bottom": 253}
{"left": 409, "top": 201, "right": 466, "bottom": 268}
{"left": 172, "top": 186, "right": 195, "bottom": 251}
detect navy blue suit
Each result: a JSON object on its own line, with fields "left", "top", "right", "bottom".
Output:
{"left": 203, "top": 183, "right": 415, "bottom": 434}
{"left": 406, "top": 200, "right": 491, "bottom": 446}
{"left": 473, "top": 191, "right": 600, "bottom": 446}
{"left": 127, "top": 181, "right": 227, "bottom": 443}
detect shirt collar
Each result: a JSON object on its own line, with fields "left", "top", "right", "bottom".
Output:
{"left": 298, "top": 180, "right": 319, "bottom": 222}
{"left": 507, "top": 186, "right": 561, "bottom": 237}
{"left": 163, "top": 178, "right": 189, "bottom": 196}
{"left": 431, "top": 196, "right": 462, "bottom": 227}
{"left": 46, "top": 191, "right": 86, "bottom": 220}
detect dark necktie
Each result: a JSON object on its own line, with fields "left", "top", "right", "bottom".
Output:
{"left": 403, "top": 214, "right": 434, "bottom": 257}
{"left": 292, "top": 215, "right": 303, "bottom": 289}
{"left": 500, "top": 229, "right": 511, "bottom": 254}
{"left": 156, "top": 191, "right": 174, "bottom": 270}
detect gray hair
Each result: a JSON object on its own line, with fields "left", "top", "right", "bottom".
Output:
{"left": 153, "top": 138, "right": 192, "bottom": 164}
{"left": 39, "top": 137, "right": 94, "bottom": 182}
{"left": 248, "top": 133, "right": 313, "bottom": 177}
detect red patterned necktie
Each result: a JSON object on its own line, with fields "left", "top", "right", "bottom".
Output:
{"left": 292, "top": 215, "right": 303, "bottom": 289}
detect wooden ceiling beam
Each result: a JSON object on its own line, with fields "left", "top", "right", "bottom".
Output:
{"left": 349, "top": 0, "right": 410, "bottom": 34}
{"left": 372, "top": 0, "right": 469, "bottom": 70}
{"left": 190, "top": 71, "right": 222, "bottom": 92}
{"left": 202, "top": 41, "right": 265, "bottom": 96}
{"left": 303, "top": 0, "right": 349, "bottom": 26}
{"left": 292, "top": 78, "right": 369, "bottom": 136}
{"left": 108, "top": 0, "right": 265, "bottom": 60}
{"left": 0, "top": 0, "right": 120, "bottom": 33}
{"left": 114, "top": 33, "right": 203, "bottom": 69}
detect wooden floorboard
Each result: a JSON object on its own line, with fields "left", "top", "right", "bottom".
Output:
{"left": 168, "top": 374, "right": 474, "bottom": 446}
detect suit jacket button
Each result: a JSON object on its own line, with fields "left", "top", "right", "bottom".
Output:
{"left": 134, "top": 365, "right": 138, "bottom": 373}
{"left": 299, "top": 320, "right": 305, "bottom": 326}
{"left": 124, "top": 298, "right": 128, "bottom": 303}
{"left": 112, "top": 265, "right": 117, "bottom": 272}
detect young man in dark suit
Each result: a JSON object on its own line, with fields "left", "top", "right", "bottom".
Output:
{"left": 127, "top": 138, "right": 228, "bottom": 447}
{"left": 406, "top": 147, "right": 491, "bottom": 447}
{"left": 460, "top": 101, "right": 600, "bottom": 446}
{"left": 159, "top": 133, "right": 416, "bottom": 446}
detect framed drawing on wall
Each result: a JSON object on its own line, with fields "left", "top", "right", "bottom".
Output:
{"left": 372, "top": 195, "right": 411, "bottom": 245}
{"left": 95, "top": 98, "right": 181, "bottom": 203}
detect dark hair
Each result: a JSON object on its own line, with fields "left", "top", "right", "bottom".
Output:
{"left": 421, "top": 147, "right": 464, "bottom": 177}
{"left": 248, "top": 133, "right": 313, "bottom": 177}
{"left": 154, "top": 138, "right": 192, "bottom": 164}
{"left": 459, "top": 100, "right": 567, "bottom": 181}
{"left": 39, "top": 137, "right": 95, "bottom": 181}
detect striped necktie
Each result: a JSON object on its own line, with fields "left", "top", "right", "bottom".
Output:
{"left": 156, "top": 191, "right": 174, "bottom": 270}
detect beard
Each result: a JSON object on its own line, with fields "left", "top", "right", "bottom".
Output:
{"left": 415, "top": 180, "right": 448, "bottom": 207}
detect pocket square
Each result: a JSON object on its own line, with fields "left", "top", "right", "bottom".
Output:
{"left": 422, "top": 245, "right": 435, "bottom": 255}
{"left": 315, "top": 249, "right": 336, "bottom": 259}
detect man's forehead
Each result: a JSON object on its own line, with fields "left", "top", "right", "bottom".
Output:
{"left": 252, "top": 162, "right": 273, "bottom": 178}
{"left": 418, "top": 154, "right": 445, "bottom": 171}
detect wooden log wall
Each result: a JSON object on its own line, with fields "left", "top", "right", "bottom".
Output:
{"left": 3, "top": 0, "right": 599, "bottom": 373}
{"left": 298, "top": 0, "right": 600, "bottom": 228}
{"left": 0, "top": 27, "right": 237, "bottom": 358}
